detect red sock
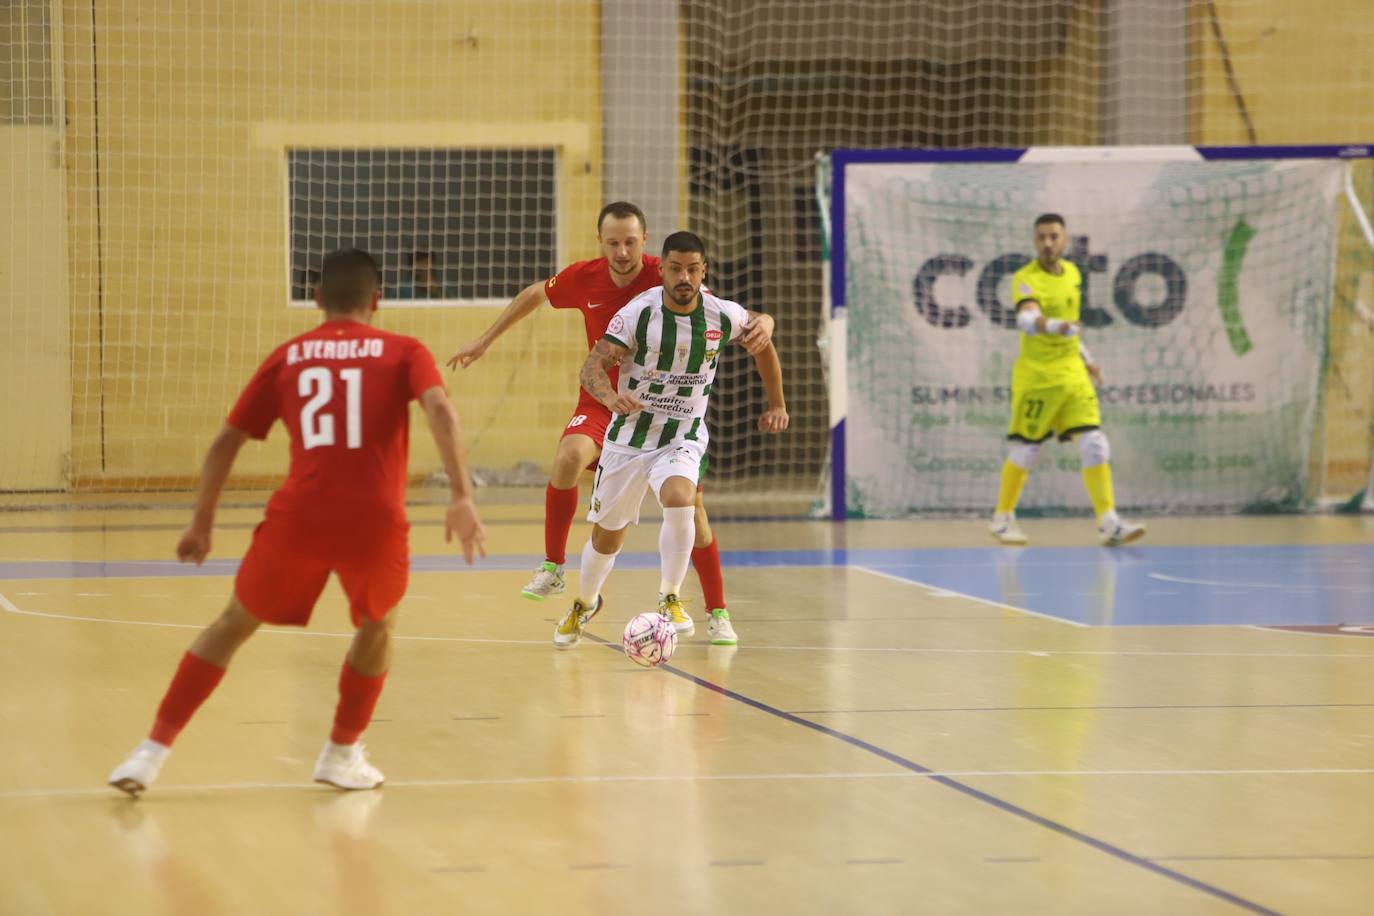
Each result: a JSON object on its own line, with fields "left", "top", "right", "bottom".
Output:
{"left": 330, "top": 661, "right": 388, "bottom": 745}
{"left": 545, "top": 483, "right": 580, "bottom": 566}
{"left": 149, "top": 651, "right": 226, "bottom": 746}
{"left": 691, "top": 536, "right": 726, "bottom": 611}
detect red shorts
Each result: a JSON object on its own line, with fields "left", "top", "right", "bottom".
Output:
{"left": 234, "top": 514, "right": 409, "bottom": 628}
{"left": 560, "top": 392, "right": 612, "bottom": 446}
{"left": 560, "top": 393, "right": 612, "bottom": 470}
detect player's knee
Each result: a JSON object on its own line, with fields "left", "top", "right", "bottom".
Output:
{"left": 219, "top": 597, "right": 262, "bottom": 639}
{"left": 1007, "top": 442, "right": 1041, "bottom": 471}
{"left": 550, "top": 445, "right": 590, "bottom": 485}
{"left": 1078, "top": 429, "right": 1110, "bottom": 467}
{"left": 591, "top": 524, "right": 626, "bottom": 555}
{"left": 658, "top": 477, "right": 695, "bottom": 508}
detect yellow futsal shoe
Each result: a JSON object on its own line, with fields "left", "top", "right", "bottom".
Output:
{"left": 553, "top": 596, "right": 602, "bottom": 649}
{"left": 658, "top": 592, "right": 694, "bottom": 637}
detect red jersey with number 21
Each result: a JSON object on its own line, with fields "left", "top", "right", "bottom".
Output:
{"left": 227, "top": 320, "right": 444, "bottom": 529}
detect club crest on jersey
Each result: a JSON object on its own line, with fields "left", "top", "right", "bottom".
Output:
{"left": 704, "top": 348, "right": 718, "bottom": 363}
{"left": 705, "top": 329, "right": 723, "bottom": 342}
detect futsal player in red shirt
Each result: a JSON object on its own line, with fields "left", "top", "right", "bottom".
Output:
{"left": 447, "top": 202, "right": 772, "bottom": 644}
{"left": 109, "top": 248, "right": 486, "bottom": 796}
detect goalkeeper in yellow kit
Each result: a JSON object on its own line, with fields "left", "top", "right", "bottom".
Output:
{"left": 989, "top": 213, "right": 1146, "bottom": 547}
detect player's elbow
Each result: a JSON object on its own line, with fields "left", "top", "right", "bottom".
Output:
{"left": 420, "top": 387, "right": 458, "bottom": 427}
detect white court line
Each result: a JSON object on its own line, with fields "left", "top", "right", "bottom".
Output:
{"left": 0, "top": 590, "right": 547, "bottom": 646}
{"left": 854, "top": 565, "right": 1088, "bottom": 628}
{"left": 4, "top": 590, "right": 1372, "bottom": 658}
{"left": 1149, "top": 571, "right": 1372, "bottom": 593}
{"left": 5, "top": 767, "right": 1373, "bottom": 801}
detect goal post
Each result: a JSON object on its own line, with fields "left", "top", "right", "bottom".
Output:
{"left": 824, "top": 144, "right": 1374, "bottom": 518}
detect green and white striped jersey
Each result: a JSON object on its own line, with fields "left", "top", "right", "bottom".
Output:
{"left": 600, "top": 287, "right": 750, "bottom": 452}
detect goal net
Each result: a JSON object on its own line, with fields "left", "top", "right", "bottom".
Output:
{"left": 1, "top": 1, "right": 1372, "bottom": 513}
{"left": 825, "top": 146, "right": 1374, "bottom": 517}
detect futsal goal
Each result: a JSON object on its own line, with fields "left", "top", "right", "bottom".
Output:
{"left": 819, "top": 145, "right": 1374, "bottom": 517}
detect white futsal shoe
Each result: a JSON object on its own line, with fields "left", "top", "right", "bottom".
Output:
{"left": 108, "top": 739, "right": 171, "bottom": 798}
{"left": 1098, "top": 511, "right": 1146, "bottom": 547}
{"left": 989, "top": 512, "right": 1029, "bottom": 545}
{"left": 522, "top": 561, "right": 566, "bottom": 601}
{"left": 313, "top": 741, "right": 385, "bottom": 790}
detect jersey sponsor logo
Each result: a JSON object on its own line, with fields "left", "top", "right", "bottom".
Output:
{"left": 665, "top": 370, "right": 709, "bottom": 386}
{"left": 705, "top": 329, "right": 723, "bottom": 341}
{"left": 638, "top": 391, "right": 697, "bottom": 419}
{"left": 586, "top": 301, "right": 602, "bottom": 310}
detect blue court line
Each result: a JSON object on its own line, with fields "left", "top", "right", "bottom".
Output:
{"left": 788, "top": 703, "right": 1374, "bottom": 714}
{"left": 584, "top": 632, "right": 1281, "bottom": 915}
{"left": 3, "top": 543, "right": 1372, "bottom": 629}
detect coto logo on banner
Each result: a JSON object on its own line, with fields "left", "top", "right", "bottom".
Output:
{"left": 911, "top": 235, "right": 1188, "bottom": 331}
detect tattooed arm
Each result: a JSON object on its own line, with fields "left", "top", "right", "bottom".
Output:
{"left": 581, "top": 339, "right": 645, "bottom": 414}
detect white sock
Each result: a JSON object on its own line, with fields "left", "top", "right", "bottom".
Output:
{"left": 658, "top": 506, "right": 695, "bottom": 595}
{"left": 578, "top": 539, "right": 619, "bottom": 606}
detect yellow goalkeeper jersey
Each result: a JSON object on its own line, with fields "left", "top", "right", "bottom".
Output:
{"left": 1010, "top": 258, "right": 1085, "bottom": 386}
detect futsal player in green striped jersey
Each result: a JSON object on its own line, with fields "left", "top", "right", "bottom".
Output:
{"left": 554, "top": 231, "right": 788, "bottom": 648}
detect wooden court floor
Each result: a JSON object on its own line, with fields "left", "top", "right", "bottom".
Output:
{"left": 1, "top": 503, "right": 1372, "bottom": 915}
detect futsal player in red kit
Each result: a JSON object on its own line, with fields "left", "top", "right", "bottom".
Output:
{"left": 447, "top": 202, "right": 773, "bottom": 644}
{"left": 109, "top": 248, "right": 486, "bottom": 796}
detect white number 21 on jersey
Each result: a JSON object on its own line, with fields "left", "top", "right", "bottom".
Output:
{"left": 298, "top": 367, "right": 362, "bottom": 449}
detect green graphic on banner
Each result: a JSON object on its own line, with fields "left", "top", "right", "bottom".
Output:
{"left": 1218, "top": 219, "right": 1257, "bottom": 358}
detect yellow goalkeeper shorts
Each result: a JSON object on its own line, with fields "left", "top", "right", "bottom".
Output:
{"left": 1006, "top": 377, "right": 1101, "bottom": 443}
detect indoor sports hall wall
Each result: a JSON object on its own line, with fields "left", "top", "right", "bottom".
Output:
{"left": 1, "top": 0, "right": 1370, "bottom": 505}
{"left": 58, "top": 2, "right": 605, "bottom": 488}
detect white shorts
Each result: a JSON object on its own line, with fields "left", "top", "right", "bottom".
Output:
{"left": 587, "top": 440, "right": 707, "bottom": 530}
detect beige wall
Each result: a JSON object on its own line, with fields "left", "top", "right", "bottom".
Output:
{"left": 1193, "top": 0, "right": 1374, "bottom": 145}
{"left": 0, "top": 126, "right": 70, "bottom": 490}
{"left": 1194, "top": 0, "right": 1374, "bottom": 499}
{"left": 61, "top": 1, "right": 604, "bottom": 488}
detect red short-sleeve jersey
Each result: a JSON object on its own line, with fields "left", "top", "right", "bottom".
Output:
{"left": 544, "top": 256, "right": 663, "bottom": 352}
{"left": 227, "top": 320, "right": 444, "bottom": 528}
